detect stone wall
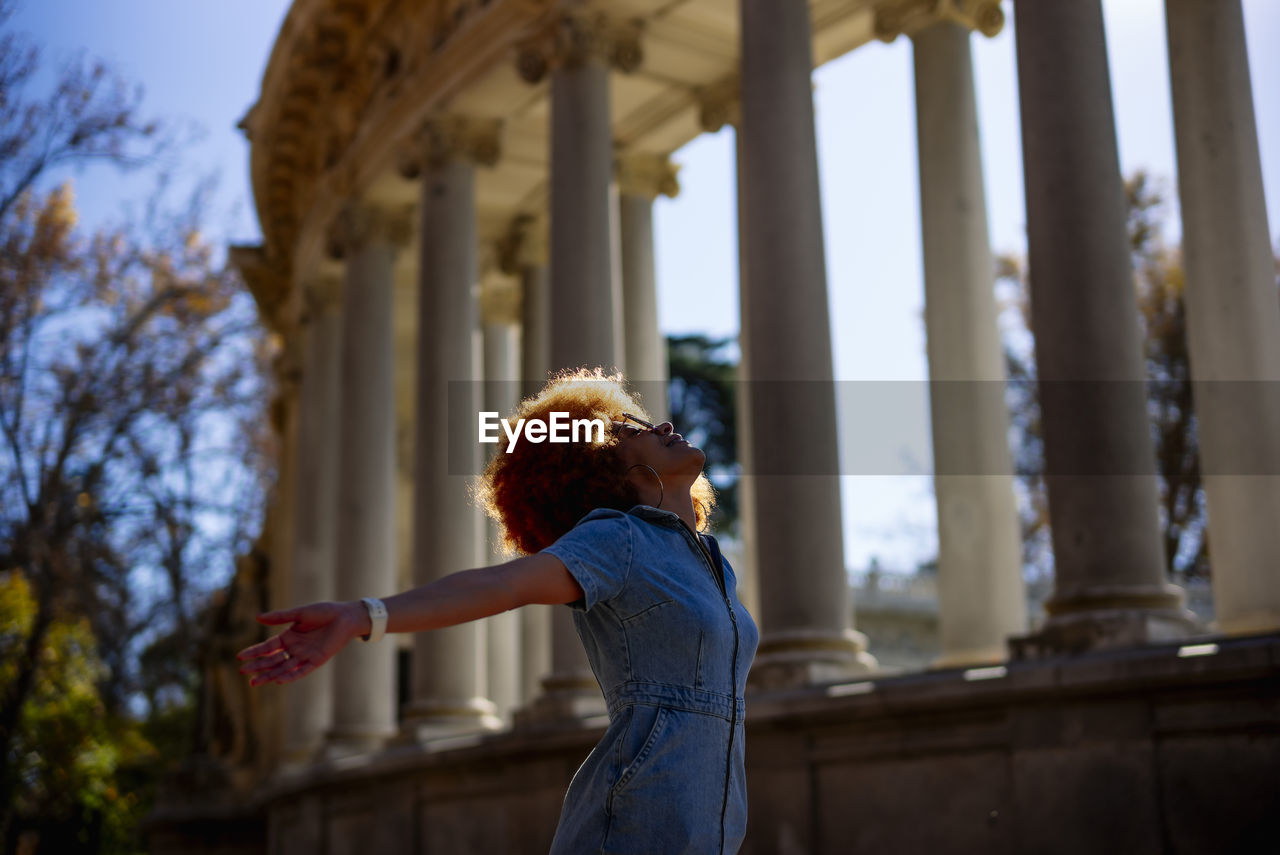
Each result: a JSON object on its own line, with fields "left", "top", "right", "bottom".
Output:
{"left": 150, "top": 632, "right": 1279, "bottom": 854}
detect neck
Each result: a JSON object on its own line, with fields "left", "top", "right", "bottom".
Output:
{"left": 647, "top": 476, "right": 698, "bottom": 533}
{"left": 663, "top": 493, "right": 698, "bottom": 534}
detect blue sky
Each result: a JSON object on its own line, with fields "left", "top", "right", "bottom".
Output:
{"left": 17, "top": 0, "right": 1280, "bottom": 574}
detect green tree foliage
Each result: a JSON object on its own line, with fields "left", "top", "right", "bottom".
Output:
{"left": 0, "top": 572, "right": 163, "bottom": 853}
{"left": 1000, "top": 173, "right": 1214, "bottom": 582}
{"left": 666, "top": 335, "right": 739, "bottom": 534}
{"left": 0, "top": 2, "right": 271, "bottom": 849}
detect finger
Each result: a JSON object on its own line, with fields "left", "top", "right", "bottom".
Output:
{"left": 256, "top": 609, "right": 301, "bottom": 626}
{"left": 268, "top": 659, "right": 318, "bottom": 686}
{"left": 239, "top": 647, "right": 291, "bottom": 674}
{"left": 250, "top": 656, "right": 310, "bottom": 687}
{"left": 236, "top": 635, "right": 284, "bottom": 661}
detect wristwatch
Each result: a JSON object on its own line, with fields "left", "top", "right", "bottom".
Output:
{"left": 359, "top": 597, "right": 388, "bottom": 643}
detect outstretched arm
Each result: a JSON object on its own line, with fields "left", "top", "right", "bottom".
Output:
{"left": 236, "top": 552, "right": 581, "bottom": 687}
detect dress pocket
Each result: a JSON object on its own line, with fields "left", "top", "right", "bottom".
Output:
{"left": 607, "top": 704, "right": 671, "bottom": 812}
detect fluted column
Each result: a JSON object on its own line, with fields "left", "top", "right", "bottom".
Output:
{"left": 481, "top": 277, "right": 524, "bottom": 721}
{"left": 280, "top": 277, "right": 342, "bottom": 763}
{"left": 326, "top": 203, "right": 409, "bottom": 755}
{"left": 516, "top": 11, "right": 642, "bottom": 722}
{"left": 1166, "top": 0, "right": 1280, "bottom": 636}
{"left": 616, "top": 153, "right": 679, "bottom": 417}
{"left": 911, "top": 18, "right": 1027, "bottom": 666}
{"left": 1010, "top": 0, "right": 1195, "bottom": 657}
{"left": 403, "top": 117, "right": 503, "bottom": 740}
{"left": 739, "top": 0, "right": 874, "bottom": 687}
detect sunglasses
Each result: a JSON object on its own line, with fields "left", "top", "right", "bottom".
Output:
{"left": 612, "top": 412, "right": 657, "bottom": 438}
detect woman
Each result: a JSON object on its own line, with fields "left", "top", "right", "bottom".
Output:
{"left": 237, "top": 369, "right": 759, "bottom": 854}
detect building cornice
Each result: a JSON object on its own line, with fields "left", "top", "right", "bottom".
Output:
{"left": 248, "top": 0, "right": 548, "bottom": 286}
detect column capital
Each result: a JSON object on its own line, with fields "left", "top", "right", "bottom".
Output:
{"left": 300, "top": 274, "right": 344, "bottom": 322}
{"left": 398, "top": 115, "right": 503, "bottom": 178}
{"left": 615, "top": 153, "right": 680, "bottom": 200}
{"left": 876, "top": 0, "right": 1004, "bottom": 43}
{"left": 324, "top": 202, "right": 413, "bottom": 260}
{"left": 696, "top": 77, "right": 741, "bottom": 133}
{"left": 271, "top": 331, "right": 305, "bottom": 399}
{"left": 480, "top": 274, "right": 523, "bottom": 327}
{"left": 516, "top": 10, "right": 643, "bottom": 83}
{"left": 495, "top": 213, "right": 548, "bottom": 273}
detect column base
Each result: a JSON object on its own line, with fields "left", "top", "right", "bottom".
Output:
{"left": 1216, "top": 610, "right": 1280, "bottom": 637}
{"left": 397, "top": 697, "right": 502, "bottom": 745}
{"left": 1010, "top": 581, "right": 1203, "bottom": 659}
{"left": 1011, "top": 607, "right": 1202, "bottom": 660}
{"left": 511, "top": 672, "right": 606, "bottom": 730}
{"left": 747, "top": 629, "right": 877, "bottom": 691}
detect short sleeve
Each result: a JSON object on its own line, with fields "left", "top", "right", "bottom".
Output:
{"left": 541, "top": 509, "right": 635, "bottom": 611}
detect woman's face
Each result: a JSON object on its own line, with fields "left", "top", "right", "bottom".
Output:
{"left": 613, "top": 414, "right": 706, "bottom": 481}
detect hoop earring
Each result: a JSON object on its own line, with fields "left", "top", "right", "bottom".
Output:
{"left": 627, "top": 464, "right": 664, "bottom": 509}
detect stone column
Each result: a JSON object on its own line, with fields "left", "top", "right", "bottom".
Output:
{"left": 325, "top": 203, "right": 409, "bottom": 755}
{"left": 1010, "top": 0, "right": 1195, "bottom": 656}
{"left": 616, "top": 153, "right": 679, "bottom": 417}
{"left": 402, "top": 117, "right": 503, "bottom": 740}
{"left": 516, "top": 12, "right": 642, "bottom": 721}
{"left": 515, "top": 225, "right": 554, "bottom": 706}
{"left": 281, "top": 276, "right": 342, "bottom": 763}
{"left": 739, "top": 0, "right": 874, "bottom": 686}
{"left": 516, "top": 12, "right": 640, "bottom": 373}
{"left": 496, "top": 214, "right": 551, "bottom": 399}
{"left": 481, "top": 276, "right": 524, "bottom": 720}
{"left": 698, "top": 81, "right": 760, "bottom": 616}
{"left": 494, "top": 213, "right": 556, "bottom": 709}
{"left": 1166, "top": 0, "right": 1280, "bottom": 635}
{"left": 911, "top": 18, "right": 1027, "bottom": 666}
{"left": 266, "top": 339, "right": 301, "bottom": 773}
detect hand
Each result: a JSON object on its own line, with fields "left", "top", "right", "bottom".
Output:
{"left": 236, "top": 601, "right": 366, "bottom": 687}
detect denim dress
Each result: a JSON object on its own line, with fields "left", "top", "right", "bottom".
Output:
{"left": 542, "top": 506, "right": 760, "bottom": 855}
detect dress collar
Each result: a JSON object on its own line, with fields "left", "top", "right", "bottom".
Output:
{"left": 626, "top": 504, "right": 683, "bottom": 525}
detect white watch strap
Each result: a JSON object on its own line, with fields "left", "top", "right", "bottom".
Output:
{"left": 360, "top": 597, "right": 388, "bottom": 643}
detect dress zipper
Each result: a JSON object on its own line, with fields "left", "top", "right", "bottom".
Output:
{"left": 677, "top": 524, "right": 741, "bottom": 855}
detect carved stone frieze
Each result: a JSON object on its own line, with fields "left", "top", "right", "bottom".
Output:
{"left": 516, "top": 9, "right": 644, "bottom": 84}
{"left": 874, "top": 0, "right": 1005, "bottom": 42}
{"left": 615, "top": 153, "right": 680, "bottom": 200}
{"left": 229, "top": 243, "right": 292, "bottom": 335}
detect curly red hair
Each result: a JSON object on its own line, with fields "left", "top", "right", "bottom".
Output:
{"left": 477, "top": 368, "right": 716, "bottom": 554}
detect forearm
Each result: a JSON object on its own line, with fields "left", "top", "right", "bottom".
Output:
{"left": 337, "top": 565, "right": 512, "bottom": 639}
{"left": 342, "top": 553, "right": 579, "bottom": 639}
